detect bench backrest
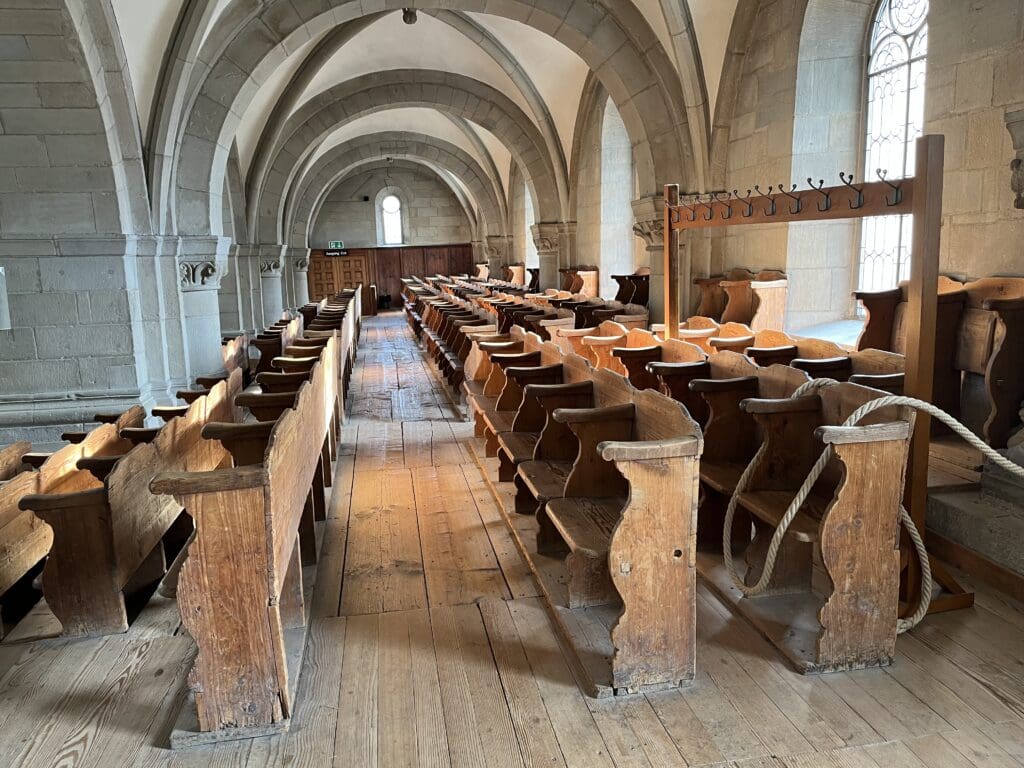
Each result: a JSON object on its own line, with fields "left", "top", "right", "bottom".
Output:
{"left": 40, "top": 407, "right": 145, "bottom": 493}
{"left": 0, "top": 471, "right": 52, "bottom": 595}
{"left": 104, "top": 370, "right": 243, "bottom": 587}
{"left": 222, "top": 334, "right": 248, "bottom": 373}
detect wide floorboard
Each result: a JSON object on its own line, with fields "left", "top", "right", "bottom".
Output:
{"left": 1, "top": 313, "right": 1023, "bottom": 767}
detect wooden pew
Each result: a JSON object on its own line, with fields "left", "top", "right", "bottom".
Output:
{"left": 0, "top": 470, "right": 53, "bottom": 637}
{"left": 18, "top": 376, "right": 243, "bottom": 637}
{"left": 0, "top": 441, "right": 31, "bottom": 481}
{"left": 698, "top": 382, "right": 915, "bottom": 674}
{"left": 552, "top": 320, "right": 629, "bottom": 359}
{"left": 475, "top": 348, "right": 703, "bottom": 695}
{"left": 150, "top": 336, "right": 341, "bottom": 745}
{"left": 251, "top": 316, "right": 303, "bottom": 375}
{"left": 693, "top": 268, "right": 788, "bottom": 329}
{"left": 612, "top": 336, "right": 707, "bottom": 392}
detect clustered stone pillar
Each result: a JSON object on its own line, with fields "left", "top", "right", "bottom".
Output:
{"left": 531, "top": 222, "right": 561, "bottom": 291}
{"left": 177, "top": 236, "right": 231, "bottom": 378}
{"left": 632, "top": 195, "right": 671, "bottom": 324}
{"left": 485, "top": 235, "right": 512, "bottom": 277}
{"left": 282, "top": 247, "right": 311, "bottom": 307}
{"left": 259, "top": 255, "right": 285, "bottom": 327}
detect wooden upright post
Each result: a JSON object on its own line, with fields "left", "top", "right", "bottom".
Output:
{"left": 903, "top": 134, "right": 943, "bottom": 605}
{"left": 664, "top": 184, "right": 680, "bottom": 340}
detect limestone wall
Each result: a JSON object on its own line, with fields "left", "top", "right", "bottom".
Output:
{"left": 311, "top": 165, "right": 473, "bottom": 249}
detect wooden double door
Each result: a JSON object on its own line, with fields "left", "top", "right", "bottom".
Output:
{"left": 308, "top": 244, "right": 474, "bottom": 309}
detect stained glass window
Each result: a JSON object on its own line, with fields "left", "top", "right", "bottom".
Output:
{"left": 858, "top": 0, "right": 929, "bottom": 292}
{"left": 381, "top": 194, "right": 403, "bottom": 245}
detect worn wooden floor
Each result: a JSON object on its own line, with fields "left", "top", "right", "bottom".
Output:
{"left": 1, "top": 312, "right": 1024, "bottom": 767}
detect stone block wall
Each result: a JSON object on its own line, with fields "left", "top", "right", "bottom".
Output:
{"left": 927, "top": 0, "right": 1024, "bottom": 277}
{"left": 311, "top": 165, "right": 472, "bottom": 248}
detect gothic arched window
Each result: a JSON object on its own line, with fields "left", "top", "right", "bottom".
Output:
{"left": 380, "top": 193, "right": 404, "bottom": 245}
{"left": 858, "top": 0, "right": 929, "bottom": 292}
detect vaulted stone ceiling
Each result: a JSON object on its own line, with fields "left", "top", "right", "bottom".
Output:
{"left": 108, "top": 1, "right": 738, "bottom": 248}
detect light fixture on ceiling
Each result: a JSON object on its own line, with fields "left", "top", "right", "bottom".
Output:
{"left": 402, "top": 8, "right": 417, "bottom": 24}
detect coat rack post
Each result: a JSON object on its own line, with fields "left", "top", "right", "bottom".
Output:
{"left": 664, "top": 184, "right": 680, "bottom": 339}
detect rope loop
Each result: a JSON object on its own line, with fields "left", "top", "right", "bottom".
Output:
{"left": 721, "top": 383, "right": 1024, "bottom": 633}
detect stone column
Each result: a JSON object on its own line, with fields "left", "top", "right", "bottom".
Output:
{"left": 218, "top": 243, "right": 245, "bottom": 333}
{"left": 1007, "top": 108, "right": 1024, "bottom": 209}
{"left": 178, "top": 236, "right": 231, "bottom": 378}
{"left": 471, "top": 240, "right": 485, "bottom": 269}
{"left": 259, "top": 253, "right": 285, "bottom": 327}
{"left": 291, "top": 250, "right": 311, "bottom": 306}
{"left": 632, "top": 195, "right": 673, "bottom": 324}
{"left": 558, "top": 221, "right": 577, "bottom": 270}
{"left": 485, "top": 235, "right": 512, "bottom": 277}
{"left": 531, "top": 223, "right": 561, "bottom": 291}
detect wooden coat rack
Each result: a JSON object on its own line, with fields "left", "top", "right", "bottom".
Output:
{"left": 662, "top": 135, "right": 972, "bottom": 614}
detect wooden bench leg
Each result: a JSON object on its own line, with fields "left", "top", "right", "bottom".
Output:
{"left": 35, "top": 499, "right": 130, "bottom": 637}
{"left": 312, "top": 458, "right": 327, "bottom": 522}
{"left": 497, "top": 447, "right": 517, "bottom": 483}
{"left": 535, "top": 506, "right": 569, "bottom": 556}
{"left": 743, "top": 518, "right": 812, "bottom": 596}
{"left": 566, "top": 551, "right": 616, "bottom": 608}
{"left": 300, "top": 494, "right": 318, "bottom": 565}
{"left": 321, "top": 439, "right": 332, "bottom": 489}
{"left": 484, "top": 427, "right": 500, "bottom": 458}
{"left": 279, "top": 545, "right": 305, "bottom": 631}
{"left": 513, "top": 475, "right": 540, "bottom": 516}
{"left": 697, "top": 489, "right": 751, "bottom": 553}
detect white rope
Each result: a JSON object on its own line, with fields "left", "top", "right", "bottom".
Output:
{"left": 722, "top": 380, "right": 1024, "bottom": 633}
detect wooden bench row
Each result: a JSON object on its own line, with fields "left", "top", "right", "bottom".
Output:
{"left": 693, "top": 267, "right": 789, "bottom": 330}
{"left": 443, "top": 317, "right": 916, "bottom": 688}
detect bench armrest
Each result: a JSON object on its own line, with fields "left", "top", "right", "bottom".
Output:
{"left": 202, "top": 421, "right": 277, "bottom": 441}
{"left": 505, "top": 363, "right": 563, "bottom": 383}
{"left": 150, "top": 465, "right": 266, "bottom": 495}
{"left": 688, "top": 375, "right": 758, "bottom": 394}
{"left": 77, "top": 455, "right": 125, "bottom": 482}
{"left": 647, "top": 360, "right": 711, "bottom": 377}
{"left": 491, "top": 351, "right": 541, "bottom": 367}
{"left": 236, "top": 391, "right": 299, "bottom": 407}
{"left": 524, "top": 381, "right": 594, "bottom": 400}
{"left": 791, "top": 355, "right": 850, "bottom": 372}
{"left": 854, "top": 287, "right": 903, "bottom": 301}
{"left": 816, "top": 422, "right": 911, "bottom": 445}
{"left": 983, "top": 296, "right": 1024, "bottom": 312}
{"left": 599, "top": 435, "right": 701, "bottom": 462}
{"left": 552, "top": 403, "right": 636, "bottom": 425}
{"left": 20, "top": 486, "right": 107, "bottom": 512}
{"left": 848, "top": 373, "right": 905, "bottom": 391}
{"left": 709, "top": 334, "right": 755, "bottom": 350}
{"left": 581, "top": 334, "right": 627, "bottom": 347}
{"left": 613, "top": 345, "right": 661, "bottom": 360}
{"left": 740, "top": 394, "right": 821, "bottom": 415}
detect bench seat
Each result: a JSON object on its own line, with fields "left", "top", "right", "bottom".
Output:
{"left": 699, "top": 461, "right": 745, "bottom": 495}
{"left": 497, "top": 431, "right": 539, "bottom": 464}
{"left": 545, "top": 496, "right": 626, "bottom": 608}
{"left": 518, "top": 459, "right": 572, "bottom": 503}
{"left": 736, "top": 491, "right": 827, "bottom": 543}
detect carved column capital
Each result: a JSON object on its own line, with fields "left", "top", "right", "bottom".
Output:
{"left": 178, "top": 259, "right": 220, "bottom": 290}
{"left": 1006, "top": 108, "right": 1024, "bottom": 209}
{"left": 632, "top": 195, "right": 667, "bottom": 249}
{"left": 531, "top": 222, "right": 561, "bottom": 254}
{"left": 259, "top": 259, "right": 282, "bottom": 277}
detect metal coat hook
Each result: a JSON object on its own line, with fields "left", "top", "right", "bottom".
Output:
{"left": 702, "top": 194, "right": 716, "bottom": 222}
{"left": 754, "top": 185, "right": 776, "bottom": 216}
{"left": 738, "top": 189, "right": 755, "bottom": 218}
{"left": 717, "top": 191, "right": 734, "bottom": 220}
{"left": 679, "top": 196, "right": 698, "bottom": 222}
{"left": 779, "top": 183, "right": 802, "bottom": 214}
{"left": 808, "top": 178, "right": 831, "bottom": 212}
{"left": 876, "top": 169, "right": 903, "bottom": 206}
{"left": 840, "top": 172, "right": 864, "bottom": 209}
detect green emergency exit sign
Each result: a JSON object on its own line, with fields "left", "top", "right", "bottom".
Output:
{"left": 329, "top": 241, "right": 345, "bottom": 249}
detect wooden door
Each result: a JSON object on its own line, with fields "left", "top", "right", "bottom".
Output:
{"left": 308, "top": 250, "right": 337, "bottom": 301}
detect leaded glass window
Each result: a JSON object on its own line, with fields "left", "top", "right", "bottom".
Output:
{"left": 858, "top": 0, "right": 929, "bottom": 292}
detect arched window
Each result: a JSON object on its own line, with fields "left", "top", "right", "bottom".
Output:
{"left": 380, "top": 192, "right": 404, "bottom": 245}
{"left": 858, "top": 0, "right": 929, "bottom": 292}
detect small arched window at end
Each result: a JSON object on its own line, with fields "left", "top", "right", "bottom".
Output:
{"left": 381, "top": 194, "right": 404, "bottom": 245}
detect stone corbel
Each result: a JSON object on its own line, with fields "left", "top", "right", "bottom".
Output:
{"left": 179, "top": 259, "right": 220, "bottom": 290}
{"left": 1006, "top": 109, "right": 1024, "bottom": 210}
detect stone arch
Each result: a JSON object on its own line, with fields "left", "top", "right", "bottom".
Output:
{"left": 255, "top": 70, "right": 559, "bottom": 244}
{"left": 166, "top": 0, "right": 697, "bottom": 238}
{"left": 284, "top": 133, "right": 507, "bottom": 249}
{"left": 306, "top": 158, "right": 477, "bottom": 249}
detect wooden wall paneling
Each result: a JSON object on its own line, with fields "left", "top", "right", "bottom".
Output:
{"left": 376, "top": 248, "right": 406, "bottom": 306}
{"left": 423, "top": 246, "right": 449, "bottom": 278}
